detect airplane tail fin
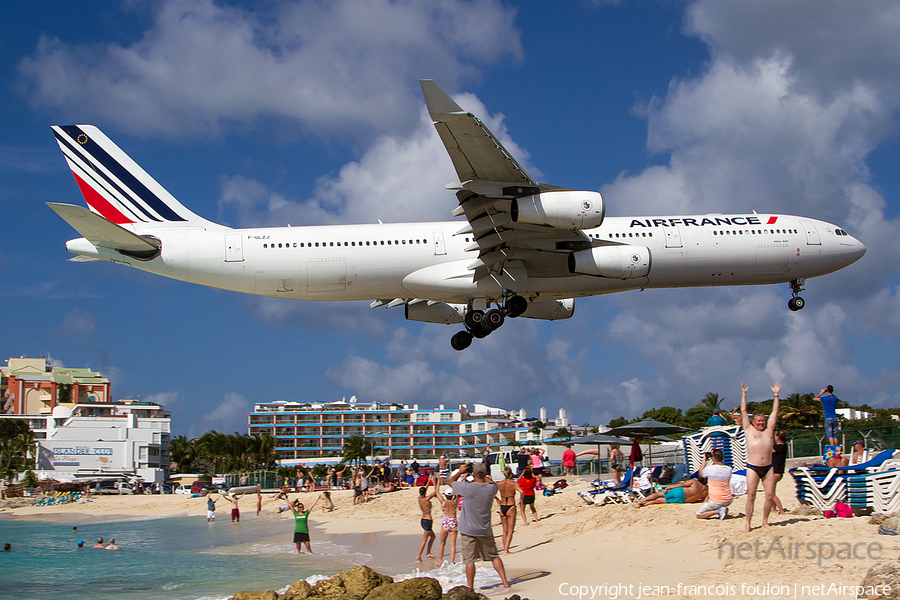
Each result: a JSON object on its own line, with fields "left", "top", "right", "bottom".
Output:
{"left": 51, "top": 125, "right": 220, "bottom": 230}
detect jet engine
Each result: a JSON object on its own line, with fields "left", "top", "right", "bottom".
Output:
{"left": 511, "top": 191, "right": 605, "bottom": 229}
{"left": 568, "top": 245, "right": 651, "bottom": 279}
{"left": 405, "top": 301, "right": 466, "bottom": 325}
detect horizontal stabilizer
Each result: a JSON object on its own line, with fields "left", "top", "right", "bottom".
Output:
{"left": 47, "top": 203, "right": 159, "bottom": 253}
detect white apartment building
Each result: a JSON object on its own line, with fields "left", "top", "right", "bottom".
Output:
{"left": 3, "top": 399, "right": 172, "bottom": 483}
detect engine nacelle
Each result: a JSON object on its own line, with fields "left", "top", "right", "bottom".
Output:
{"left": 519, "top": 298, "right": 575, "bottom": 321}
{"left": 568, "top": 245, "right": 651, "bottom": 279}
{"left": 511, "top": 191, "right": 605, "bottom": 230}
{"left": 405, "top": 301, "right": 466, "bottom": 325}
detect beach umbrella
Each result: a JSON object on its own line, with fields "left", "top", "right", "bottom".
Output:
{"left": 569, "top": 433, "right": 634, "bottom": 473}
{"left": 606, "top": 419, "right": 690, "bottom": 464}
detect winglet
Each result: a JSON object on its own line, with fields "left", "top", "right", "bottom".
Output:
{"left": 420, "top": 80, "right": 466, "bottom": 117}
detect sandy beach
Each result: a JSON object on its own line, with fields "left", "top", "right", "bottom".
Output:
{"left": 4, "top": 477, "right": 898, "bottom": 599}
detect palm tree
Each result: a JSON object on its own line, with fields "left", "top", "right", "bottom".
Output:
{"left": 779, "top": 393, "right": 821, "bottom": 429}
{"left": 700, "top": 393, "right": 723, "bottom": 410}
{"left": 169, "top": 435, "right": 195, "bottom": 473}
{"left": 0, "top": 420, "right": 34, "bottom": 481}
{"left": 342, "top": 435, "right": 377, "bottom": 466}
{"left": 197, "top": 431, "right": 229, "bottom": 475}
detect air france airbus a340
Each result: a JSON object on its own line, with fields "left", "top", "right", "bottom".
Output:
{"left": 49, "top": 80, "right": 865, "bottom": 350}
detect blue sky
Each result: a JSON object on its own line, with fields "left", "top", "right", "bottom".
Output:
{"left": 3, "top": 0, "right": 900, "bottom": 437}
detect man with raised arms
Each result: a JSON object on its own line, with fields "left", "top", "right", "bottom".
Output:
{"left": 739, "top": 381, "right": 781, "bottom": 532}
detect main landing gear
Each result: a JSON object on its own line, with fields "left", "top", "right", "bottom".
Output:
{"left": 450, "top": 295, "right": 529, "bottom": 351}
{"left": 788, "top": 278, "right": 806, "bottom": 312}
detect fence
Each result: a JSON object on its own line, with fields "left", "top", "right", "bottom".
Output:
{"left": 787, "top": 424, "right": 900, "bottom": 459}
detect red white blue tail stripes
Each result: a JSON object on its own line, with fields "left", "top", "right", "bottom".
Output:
{"left": 53, "top": 125, "right": 196, "bottom": 225}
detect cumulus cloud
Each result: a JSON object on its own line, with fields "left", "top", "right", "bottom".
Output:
{"left": 218, "top": 93, "right": 535, "bottom": 228}
{"left": 18, "top": 0, "right": 522, "bottom": 138}
{"left": 55, "top": 308, "right": 97, "bottom": 342}
{"left": 196, "top": 391, "right": 252, "bottom": 435}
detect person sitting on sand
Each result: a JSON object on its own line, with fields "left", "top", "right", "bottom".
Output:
{"left": 637, "top": 478, "right": 708, "bottom": 506}
{"left": 93, "top": 537, "right": 105, "bottom": 548}
{"left": 415, "top": 474, "right": 438, "bottom": 561}
{"left": 320, "top": 491, "right": 334, "bottom": 512}
{"left": 105, "top": 538, "right": 120, "bottom": 551}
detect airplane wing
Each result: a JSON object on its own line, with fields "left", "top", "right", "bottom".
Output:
{"left": 47, "top": 202, "right": 160, "bottom": 253}
{"left": 421, "top": 80, "right": 600, "bottom": 287}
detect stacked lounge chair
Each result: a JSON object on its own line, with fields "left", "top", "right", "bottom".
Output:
{"left": 682, "top": 426, "right": 746, "bottom": 472}
{"left": 789, "top": 449, "right": 900, "bottom": 513}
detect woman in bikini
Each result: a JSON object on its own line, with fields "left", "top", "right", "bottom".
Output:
{"left": 517, "top": 466, "right": 539, "bottom": 524}
{"left": 496, "top": 467, "right": 523, "bottom": 554}
{"left": 436, "top": 485, "right": 459, "bottom": 563}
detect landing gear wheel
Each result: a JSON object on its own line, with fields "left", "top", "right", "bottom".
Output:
{"left": 788, "top": 297, "right": 805, "bottom": 312}
{"left": 464, "top": 310, "right": 484, "bottom": 330}
{"left": 450, "top": 331, "right": 473, "bottom": 351}
{"left": 484, "top": 308, "right": 505, "bottom": 330}
{"left": 507, "top": 295, "right": 528, "bottom": 318}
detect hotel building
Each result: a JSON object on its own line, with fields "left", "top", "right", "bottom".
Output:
{"left": 248, "top": 397, "right": 585, "bottom": 462}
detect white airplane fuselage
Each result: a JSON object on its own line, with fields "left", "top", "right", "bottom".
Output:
{"left": 67, "top": 213, "right": 865, "bottom": 304}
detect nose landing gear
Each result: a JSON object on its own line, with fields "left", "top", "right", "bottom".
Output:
{"left": 788, "top": 278, "right": 806, "bottom": 312}
{"left": 450, "top": 295, "right": 528, "bottom": 350}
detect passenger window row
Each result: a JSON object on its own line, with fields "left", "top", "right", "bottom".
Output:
{"left": 713, "top": 229, "right": 798, "bottom": 236}
{"left": 263, "top": 239, "right": 429, "bottom": 249}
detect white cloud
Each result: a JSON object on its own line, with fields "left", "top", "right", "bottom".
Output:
{"left": 196, "top": 391, "right": 252, "bottom": 435}
{"left": 18, "top": 0, "right": 522, "bottom": 138}
{"left": 144, "top": 390, "right": 183, "bottom": 408}
{"left": 56, "top": 308, "right": 96, "bottom": 341}
{"left": 218, "top": 94, "right": 535, "bottom": 228}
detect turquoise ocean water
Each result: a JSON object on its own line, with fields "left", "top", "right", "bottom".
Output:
{"left": 0, "top": 515, "right": 371, "bottom": 600}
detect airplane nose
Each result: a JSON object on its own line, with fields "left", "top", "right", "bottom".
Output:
{"left": 850, "top": 238, "right": 866, "bottom": 262}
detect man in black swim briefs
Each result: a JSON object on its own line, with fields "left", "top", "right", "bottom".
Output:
{"left": 738, "top": 380, "right": 781, "bottom": 532}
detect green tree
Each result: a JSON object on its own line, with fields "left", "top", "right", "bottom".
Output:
{"left": 607, "top": 417, "right": 628, "bottom": 429}
{"left": 641, "top": 406, "right": 687, "bottom": 427}
{"left": 778, "top": 393, "right": 821, "bottom": 429}
{"left": 700, "top": 392, "right": 723, "bottom": 410}
{"left": 342, "top": 436, "right": 377, "bottom": 466}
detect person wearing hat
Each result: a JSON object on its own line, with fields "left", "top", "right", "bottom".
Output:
{"left": 851, "top": 440, "right": 867, "bottom": 465}
{"left": 707, "top": 408, "right": 731, "bottom": 427}
{"left": 436, "top": 483, "right": 459, "bottom": 564}
{"left": 449, "top": 461, "right": 511, "bottom": 592}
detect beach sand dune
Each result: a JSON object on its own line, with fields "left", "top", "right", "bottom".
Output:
{"left": 5, "top": 478, "right": 897, "bottom": 599}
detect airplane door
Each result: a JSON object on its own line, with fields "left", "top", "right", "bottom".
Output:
{"left": 225, "top": 234, "right": 244, "bottom": 262}
{"left": 663, "top": 225, "right": 682, "bottom": 248}
{"left": 307, "top": 258, "right": 346, "bottom": 292}
{"left": 432, "top": 231, "right": 447, "bottom": 255}
{"left": 800, "top": 220, "right": 821, "bottom": 245}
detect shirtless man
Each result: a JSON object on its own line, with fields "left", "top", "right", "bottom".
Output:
{"left": 105, "top": 538, "right": 120, "bottom": 551}
{"left": 739, "top": 380, "right": 781, "bottom": 532}
{"left": 256, "top": 484, "right": 262, "bottom": 516}
{"left": 93, "top": 537, "right": 105, "bottom": 548}
{"left": 637, "top": 478, "right": 707, "bottom": 506}
{"left": 495, "top": 467, "right": 523, "bottom": 555}
{"left": 416, "top": 474, "right": 438, "bottom": 560}
{"left": 438, "top": 454, "right": 449, "bottom": 484}
{"left": 228, "top": 492, "right": 242, "bottom": 523}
